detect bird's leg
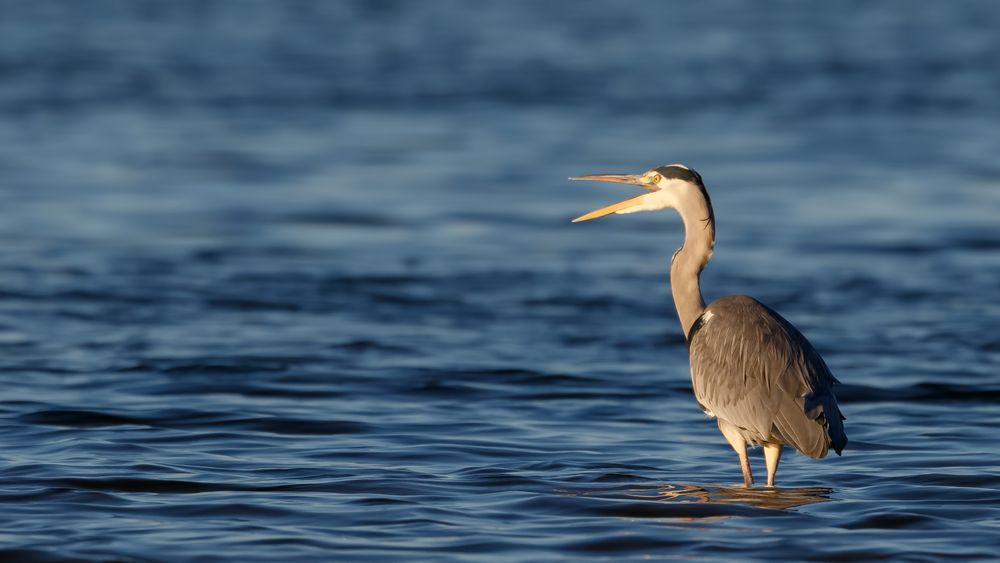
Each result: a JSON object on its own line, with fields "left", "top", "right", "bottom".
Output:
{"left": 763, "top": 443, "right": 782, "bottom": 487}
{"left": 718, "top": 419, "right": 753, "bottom": 487}
{"left": 737, "top": 447, "right": 753, "bottom": 488}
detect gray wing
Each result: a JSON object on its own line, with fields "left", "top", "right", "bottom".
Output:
{"left": 687, "top": 294, "right": 847, "bottom": 458}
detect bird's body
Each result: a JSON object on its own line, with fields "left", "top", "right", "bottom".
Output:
{"left": 689, "top": 296, "right": 847, "bottom": 467}
{"left": 571, "top": 164, "right": 846, "bottom": 487}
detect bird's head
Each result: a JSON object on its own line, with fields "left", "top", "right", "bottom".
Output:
{"left": 569, "top": 164, "right": 706, "bottom": 223}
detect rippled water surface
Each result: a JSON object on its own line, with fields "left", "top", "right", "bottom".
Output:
{"left": 2, "top": 2, "right": 1000, "bottom": 561}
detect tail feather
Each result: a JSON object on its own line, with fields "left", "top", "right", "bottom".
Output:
{"left": 772, "top": 396, "right": 830, "bottom": 458}
{"left": 822, "top": 394, "right": 847, "bottom": 455}
{"left": 775, "top": 393, "right": 847, "bottom": 458}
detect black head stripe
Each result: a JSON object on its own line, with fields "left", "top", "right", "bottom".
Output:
{"left": 654, "top": 165, "right": 703, "bottom": 186}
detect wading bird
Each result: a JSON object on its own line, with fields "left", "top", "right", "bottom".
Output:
{"left": 570, "top": 164, "right": 846, "bottom": 487}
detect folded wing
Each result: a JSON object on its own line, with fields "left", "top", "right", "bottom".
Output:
{"left": 688, "top": 295, "right": 847, "bottom": 458}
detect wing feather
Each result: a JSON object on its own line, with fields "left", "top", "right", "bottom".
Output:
{"left": 688, "top": 295, "right": 847, "bottom": 458}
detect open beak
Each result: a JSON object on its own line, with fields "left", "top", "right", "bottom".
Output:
{"left": 568, "top": 173, "right": 656, "bottom": 223}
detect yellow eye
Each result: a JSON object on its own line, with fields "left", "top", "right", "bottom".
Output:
{"left": 649, "top": 174, "right": 662, "bottom": 184}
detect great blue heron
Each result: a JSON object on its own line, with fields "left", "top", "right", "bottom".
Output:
{"left": 570, "top": 164, "right": 846, "bottom": 487}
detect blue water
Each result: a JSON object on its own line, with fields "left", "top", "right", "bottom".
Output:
{"left": 2, "top": 2, "right": 1000, "bottom": 561}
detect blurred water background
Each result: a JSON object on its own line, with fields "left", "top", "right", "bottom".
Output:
{"left": 1, "top": 1, "right": 999, "bottom": 561}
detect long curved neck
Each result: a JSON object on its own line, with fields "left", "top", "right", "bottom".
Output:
{"left": 670, "top": 193, "right": 715, "bottom": 338}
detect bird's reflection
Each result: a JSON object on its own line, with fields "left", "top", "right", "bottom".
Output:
{"left": 629, "top": 483, "right": 833, "bottom": 511}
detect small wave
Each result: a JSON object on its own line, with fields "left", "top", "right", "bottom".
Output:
{"left": 348, "top": 497, "right": 420, "bottom": 506}
{"left": 331, "top": 339, "right": 414, "bottom": 354}
{"left": 836, "top": 382, "right": 1000, "bottom": 403}
{"left": 843, "top": 511, "right": 934, "bottom": 530}
{"left": 566, "top": 535, "right": 689, "bottom": 553}
{"left": 584, "top": 499, "right": 779, "bottom": 519}
{"left": 239, "top": 417, "right": 368, "bottom": 436}
{"left": 146, "top": 502, "right": 298, "bottom": 519}
{"left": 19, "top": 409, "right": 145, "bottom": 428}
{"left": 203, "top": 297, "right": 303, "bottom": 312}
{"left": 0, "top": 549, "right": 93, "bottom": 563}
{"left": 118, "top": 356, "right": 307, "bottom": 375}
{"left": 52, "top": 477, "right": 234, "bottom": 494}
{"left": 20, "top": 408, "right": 369, "bottom": 436}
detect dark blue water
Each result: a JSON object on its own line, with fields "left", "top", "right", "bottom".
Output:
{"left": 2, "top": 2, "right": 1000, "bottom": 561}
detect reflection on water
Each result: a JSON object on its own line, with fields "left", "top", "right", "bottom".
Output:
{"left": 560, "top": 482, "right": 834, "bottom": 524}
{"left": 651, "top": 483, "right": 833, "bottom": 511}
